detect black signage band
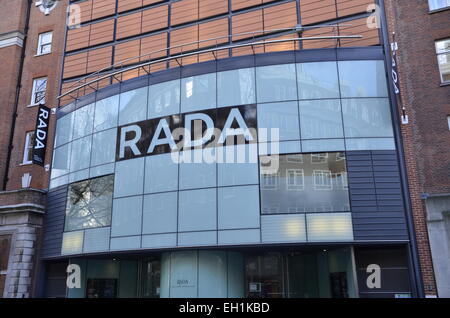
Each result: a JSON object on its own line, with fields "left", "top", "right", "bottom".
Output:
{"left": 32, "top": 105, "right": 51, "bottom": 166}
{"left": 116, "top": 104, "right": 258, "bottom": 162}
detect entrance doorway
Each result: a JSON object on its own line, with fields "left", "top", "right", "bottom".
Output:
{"left": 245, "top": 247, "right": 357, "bottom": 298}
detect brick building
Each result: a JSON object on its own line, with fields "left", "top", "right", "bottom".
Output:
{"left": 37, "top": 0, "right": 427, "bottom": 298}
{"left": 0, "top": 0, "right": 448, "bottom": 299}
{"left": 384, "top": 0, "right": 450, "bottom": 297}
{"left": 0, "top": 0, "right": 66, "bottom": 297}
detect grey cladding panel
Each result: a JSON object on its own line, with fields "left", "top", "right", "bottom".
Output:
{"left": 347, "top": 151, "right": 409, "bottom": 241}
{"left": 41, "top": 185, "right": 67, "bottom": 259}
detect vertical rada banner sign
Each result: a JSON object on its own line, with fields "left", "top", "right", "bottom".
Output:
{"left": 32, "top": 104, "right": 50, "bottom": 166}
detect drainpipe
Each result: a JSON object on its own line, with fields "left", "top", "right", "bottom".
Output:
{"left": 2, "top": 0, "right": 33, "bottom": 190}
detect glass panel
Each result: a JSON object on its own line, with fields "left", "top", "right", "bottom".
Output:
{"left": 90, "top": 163, "right": 115, "bottom": 179}
{"left": 338, "top": 60, "right": 388, "bottom": 98}
{"left": 261, "top": 214, "right": 307, "bottom": 243}
{"left": 70, "top": 135, "right": 92, "bottom": 172}
{"left": 61, "top": 231, "right": 84, "bottom": 255}
{"left": 148, "top": 80, "right": 180, "bottom": 119}
{"left": 73, "top": 104, "right": 94, "bottom": 139}
{"left": 119, "top": 87, "right": 148, "bottom": 126}
{"left": 218, "top": 229, "right": 260, "bottom": 245}
{"left": 94, "top": 95, "right": 119, "bottom": 132}
{"left": 55, "top": 112, "right": 74, "bottom": 147}
{"left": 178, "top": 231, "right": 217, "bottom": 246}
{"left": 69, "top": 169, "right": 89, "bottom": 184}
{"left": 327, "top": 248, "right": 357, "bottom": 298}
{"left": 341, "top": 98, "right": 394, "bottom": 138}
{"left": 51, "top": 143, "right": 71, "bottom": 179}
{"left": 245, "top": 252, "right": 285, "bottom": 298}
{"left": 299, "top": 99, "right": 344, "bottom": 139}
{"left": 142, "top": 233, "right": 177, "bottom": 249}
{"left": 144, "top": 153, "right": 178, "bottom": 193}
{"left": 302, "top": 139, "right": 346, "bottom": 152}
{"left": 143, "top": 192, "right": 178, "bottom": 234}
{"left": 114, "top": 157, "right": 145, "bottom": 197}
{"left": 217, "top": 68, "right": 256, "bottom": 107}
{"left": 257, "top": 101, "right": 300, "bottom": 142}
{"left": 110, "top": 236, "right": 140, "bottom": 250}
{"left": 306, "top": 213, "right": 353, "bottom": 241}
{"left": 140, "top": 258, "right": 161, "bottom": 298}
{"left": 345, "top": 138, "right": 396, "bottom": 150}
{"left": 49, "top": 175, "right": 69, "bottom": 189}
{"left": 64, "top": 175, "right": 114, "bottom": 231}
{"left": 181, "top": 73, "right": 216, "bottom": 113}
{"left": 260, "top": 153, "right": 350, "bottom": 214}
{"left": 198, "top": 251, "right": 228, "bottom": 298}
{"left": 91, "top": 128, "right": 117, "bottom": 166}
{"left": 178, "top": 188, "right": 216, "bottom": 232}
{"left": 217, "top": 144, "right": 259, "bottom": 186}
{"left": 111, "top": 196, "right": 143, "bottom": 237}
{"left": 258, "top": 140, "right": 301, "bottom": 156}
{"left": 83, "top": 227, "right": 110, "bottom": 253}
{"left": 297, "top": 62, "right": 340, "bottom": 99}
{"left": 168, "top": 251, "right": 198, "bottom": 298}
{"left": 256, "top": 64, "right": 297, "bottom": 103}
{"left": 179, "top": 149, "right": 216, "bottom": 190}
{"left": 218, "top": 185, "right": 260, "bottom": 230}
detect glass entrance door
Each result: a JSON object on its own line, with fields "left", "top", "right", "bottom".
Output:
{"left": 140, "top": 257, "right": 161, "bottom": 298}
{"left": 245, "top": 252, "right": 285, "bottom": 298}
{"left": 286, "top": 248, "right": 356, "bottom": 298}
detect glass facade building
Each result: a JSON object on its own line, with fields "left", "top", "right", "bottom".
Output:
{"left": 39, "top": 0, "right": 421, "bottom": 298}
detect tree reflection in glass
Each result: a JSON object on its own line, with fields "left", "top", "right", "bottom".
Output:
{"left": 64, "top": 175, "right": 114, "bottom": 231}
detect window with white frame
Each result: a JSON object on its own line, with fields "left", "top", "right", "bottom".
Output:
{"left": 37, "top": 32, "right": 52, "bottom": 55}
{"left": 260, "top": 153, "right": 350, "bottom": 214}
{"left": 31, "top": 77, "right": 47, "bottom": 105}
{"left": 436, "top": 39, "right": 450, "bottom": 84}
{"left": 261, "top": 172, "right": 278, "bottom": 190}
{"left": 313, "top": 169, "right": 333, "bottom": 190}
{"left": 286, "top": 169, "right": 304, "bottom": 191}
{"left": 311, "top": 153, "right": 328, "bottom": 164}
{"left": 428, "top": 0, "right": 450, "bottom": 11}
{"left": 23, "top": 131, "right": 35, "bottom": 164}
